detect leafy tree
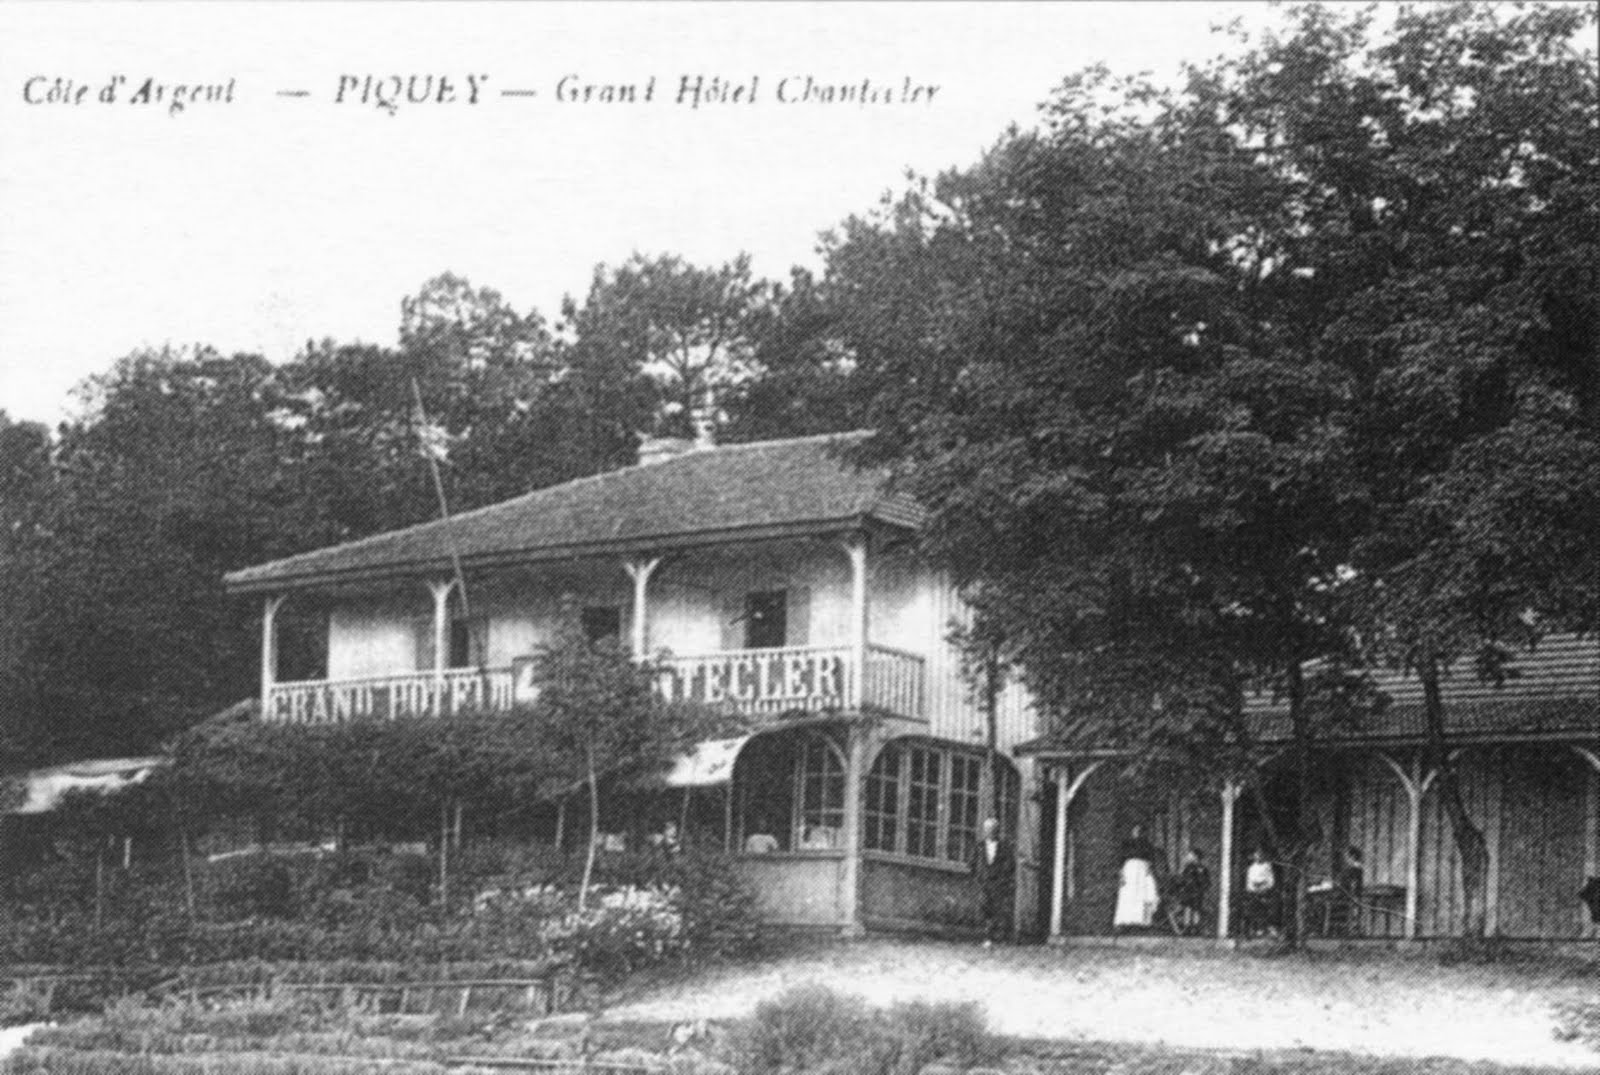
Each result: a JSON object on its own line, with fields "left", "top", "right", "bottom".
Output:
{"left": 0, "top": 411, "right": 53, "bottom": 767}
{"left": 829, "top": 1, "right": 1595, "bottom": 941}
{"left": 1234, "top": 2, "right": 1600, "bottom": 937}
{"left": 15, "top": 349, "right": 292, "bottom": 761}
{"left": 565, "top": 253, "right": 776, "bottom": 441}
{"left": 528, "top": 606, "right": 725, "bottom": 908}
{"left": 827, "top": 62, "right": 1378, "bottom": 941}
{"left": 720, "top": 268, "right": 874, "bottom": 442}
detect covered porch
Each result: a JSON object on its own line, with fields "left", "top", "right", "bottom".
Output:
{"left": 587, "top": 722, "right": 1025, "bottom": 936}
{"left": 1030, "top": 737, "right": 1600, "bottom": 943}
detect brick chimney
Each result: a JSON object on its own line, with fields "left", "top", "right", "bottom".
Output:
{"left": 637, "top": 435, "right": 698, "bottom": 466}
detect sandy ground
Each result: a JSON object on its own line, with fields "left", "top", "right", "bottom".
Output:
{"left": 606, "top": 940, "right": 1600, "bottom": 1070}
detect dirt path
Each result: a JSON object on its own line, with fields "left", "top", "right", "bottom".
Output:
{"left": 606, "top": 940, "right": 1600, "bottom": 1070}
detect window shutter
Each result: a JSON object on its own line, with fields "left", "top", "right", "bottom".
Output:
{"left": 786, "top": 586, "right": 811, "bottom": 647}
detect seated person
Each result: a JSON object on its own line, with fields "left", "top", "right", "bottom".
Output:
{"left": 1243, "top": 847, "right": 1277, "bottom": 938}
{"left": 800, "top": 824, "right": 839, "bottom": 850}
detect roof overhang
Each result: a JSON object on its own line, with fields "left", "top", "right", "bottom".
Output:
{"left": 225, "top": 514, "right": 910, "bottom": 596}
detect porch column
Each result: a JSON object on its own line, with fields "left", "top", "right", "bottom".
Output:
{"left": 840, "top": 729, "right": 867, "bottom": 937}
{"left": 1049, "top": 765, "right": 1070, "bottom": 942}
{"left": 1571, "top": 747, "right": 1600, "bottom": 937}
{"left": 427, "top": 580, "right": 455, "bottom": 716}
{"left": 1048, "top": 760, "right": 1105, "bottom": 943}
{"left": 260, "top": 594, "right": 286, "bottom": 717}
{"left": 842, "top": 533, "right": 869, "bottom": 708}
{"left": 1378, "top": 751, "right": 1437, "bottom": 940}
{"left": 623, "top": 557, "right": 662, "bottom": 659}
{"left": 1217, "top": 779, "right": 1243, "bottom": 941}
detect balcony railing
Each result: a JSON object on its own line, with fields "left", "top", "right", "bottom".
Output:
{"left": 264, "top": 644, "right": 925, "bottom": 725}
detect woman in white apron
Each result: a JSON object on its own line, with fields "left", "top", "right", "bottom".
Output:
{"left": 1114, "top": 827, "right": 1160, "bottom": 931}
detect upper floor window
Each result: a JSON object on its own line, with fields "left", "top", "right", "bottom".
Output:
{"left": 744, "top": 590, "right": 788, "bottom": 649}
{"left": 449, "top": 618, "right": 488, "bottom": 668}
{"left": 581, "top": 605, "right": 623, "bottom": 645}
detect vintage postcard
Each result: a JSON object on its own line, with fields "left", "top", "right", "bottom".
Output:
{"left": 2, "top": 3, "right": 1596, "bottom": 1073}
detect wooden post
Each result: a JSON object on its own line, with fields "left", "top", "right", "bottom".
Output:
{"left": 1218, "top": 780, "right": 1242, "bottom": 941}
{"left": 1050, "top": 765, "right": 1070, "bottom": 942}
{"left": 427, "top": 580, "right": 454, "bottom": 715}
{"left": 1378, "top": 751, "right": 1437, "bottom": 940}
{"left": 839, "top": 730, "right": 867, "bottom": 937}
{"left": 1047, "top": 760, "right": 1105, "bottom": 943}
{"left": 1572, "top": 747, "right": 1600, "bottom": 937}
{"left": 260, "top": 594, "right": 285, "bottom": 716}
{"left": 623, "top": 557, "right": 662, "bottom": 659}
{"left": 841, "top": 534, "right": 869, "bottom": 708}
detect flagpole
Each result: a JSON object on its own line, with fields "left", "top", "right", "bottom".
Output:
{"left": 411, "top": 377, "right": 471, "bottom": 619}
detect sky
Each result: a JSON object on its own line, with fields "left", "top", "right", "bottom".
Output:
{"left": 0, "top": 2, "right": 1285, "bottom": 426}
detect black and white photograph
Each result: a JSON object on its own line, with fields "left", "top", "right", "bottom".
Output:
{"left": 1, "top": 2, "right": 1596, "bottom": 1071}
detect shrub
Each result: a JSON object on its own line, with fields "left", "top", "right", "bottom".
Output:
{"left": 727, "top": 985, "right": 996, "bottom": 1075}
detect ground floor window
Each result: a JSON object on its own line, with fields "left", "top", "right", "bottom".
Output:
{"left": 865, "top": 739, "right": 1020, "bottom": 864}
{"left": 736, "top": 729, "right": 846, "bottom": 852}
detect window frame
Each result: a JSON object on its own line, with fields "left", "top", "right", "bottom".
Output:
{"left": 862, "top": 739, "right": 1021, "bottom": 867}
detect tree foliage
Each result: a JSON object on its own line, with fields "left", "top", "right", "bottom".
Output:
{"left": 825, "top": 2, "right": 1596, "bottom": 938}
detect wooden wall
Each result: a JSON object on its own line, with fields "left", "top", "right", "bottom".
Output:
{"left": 1051, "top": 745, "right": 1599, "bottom": 940}
{"left": 1345, "top": 746, "right": 1594, "bottom": 939}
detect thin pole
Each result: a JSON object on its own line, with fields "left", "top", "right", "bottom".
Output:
{"left": 411, "top": 377, "right": 471, "bottom": 618}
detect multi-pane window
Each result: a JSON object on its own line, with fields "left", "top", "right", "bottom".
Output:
{"left": 947, "top": 754, "right": 982, "bottom": 864}
{"left": 861, "top": 740, "right": 1022, "bottom": 866}
{"left": 906, "top": 747, "right": 943, "bottom": 858}
{"left": 796, "top": 737, "right": 845, "bottom": 848}
{"left": 864, "top": 744, "right": 902, "bottom": 852}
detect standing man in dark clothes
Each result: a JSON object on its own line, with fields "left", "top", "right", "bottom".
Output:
{"left": 971, "top": 816, "right": 1015, "bottom": 946}
{"left": 1173, "top": 848, "right": 1211, "bottom": 935}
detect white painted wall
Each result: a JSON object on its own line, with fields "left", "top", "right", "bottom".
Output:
{"left": 316, "top": 542, "right": 1041, "bottom": 750}
{"left": 327, "top": 600, "right": 424, "bottom": 679}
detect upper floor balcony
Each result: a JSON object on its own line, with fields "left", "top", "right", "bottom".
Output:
{"left": 263, "top": 642, "right": 926, "bottom": 724}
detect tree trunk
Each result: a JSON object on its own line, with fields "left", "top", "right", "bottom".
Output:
{"left": 1285, "top": 658, "right": 1312, "bottom": 949}
{"left": 580, "top": 745, "right": 600, "bottom": 912}
{"left": 1420, "top": 652, "right": 1490, "bottom": 939}
{"left": 983, "top": 650, "right": 1001, "bottom": 819}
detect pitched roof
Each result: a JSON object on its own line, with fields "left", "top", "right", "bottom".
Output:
{"left": 1018, "top": 634, "right": 1600, "bottom": 756}
{"left": 225, "top": 433, "right": 922, "bottom": 593}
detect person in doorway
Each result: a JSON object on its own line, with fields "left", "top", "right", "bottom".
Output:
{"left": 1244, "top": 846, "right": 1277, "bottom": 938}
{"left": 969, "top": 816, "right": 1015, "bottom": 946}
{"left": 1172, "top": 848, "right": 1211, "bottom": 935}
{"left": 1113, "top": 825, "right": 1160, "bottom": 933}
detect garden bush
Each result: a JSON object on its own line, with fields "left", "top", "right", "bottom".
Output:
{"left": 727, "top": 985, "right": 996, "bottom": 1075}
{"left": 0, "top": 843, "right": 760, "bottom": 978}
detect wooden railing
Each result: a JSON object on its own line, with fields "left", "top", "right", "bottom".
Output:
{"left": 265, "top": 667, "right": 531, "bottom": 723}
{"left": 265, "top": 644, "right": 925, "bottom": 724}
{"left": 863, "top": 644, "right": 926, "bottom": 719}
